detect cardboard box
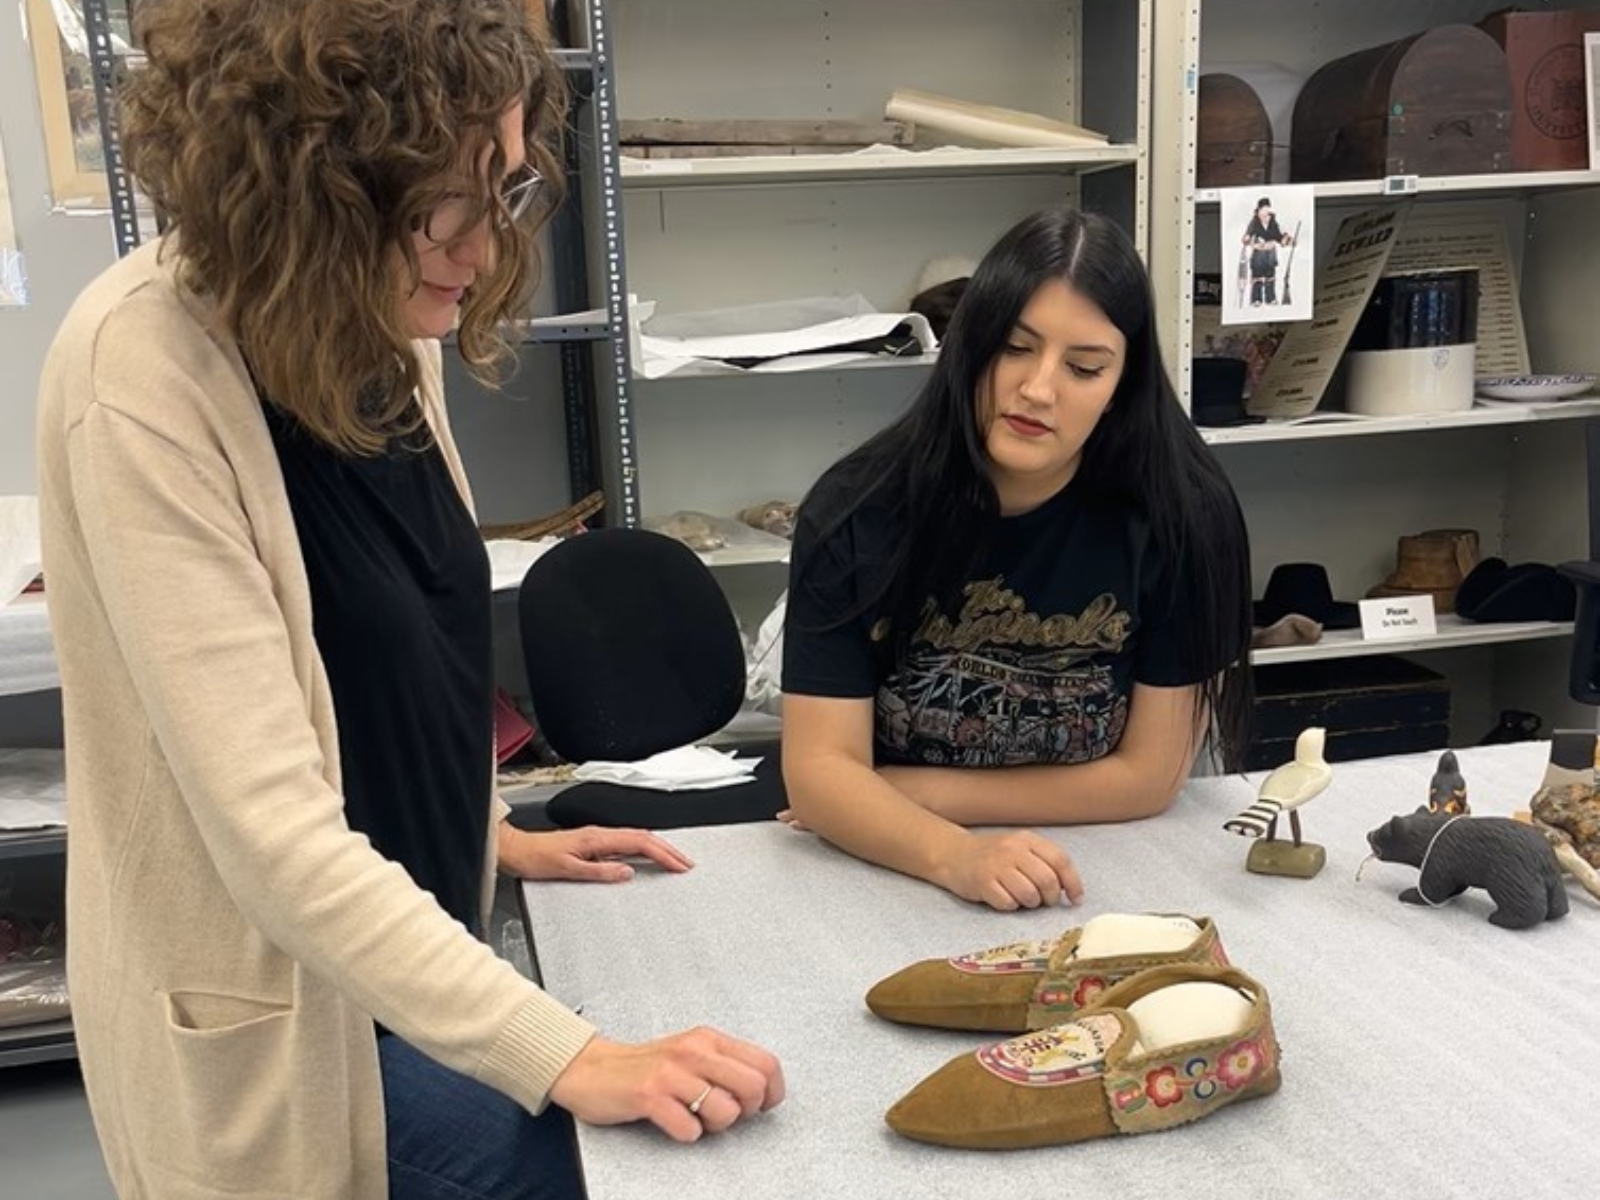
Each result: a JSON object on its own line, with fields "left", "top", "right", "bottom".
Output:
{"left": 1480, "top": 8, "right": 1600, "bottom": 170}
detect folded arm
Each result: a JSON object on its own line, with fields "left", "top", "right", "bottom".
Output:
{"left": 878, "top": 682, "right": 1206, "bottom": 826}
{"left": 786, "top": 692, "right": 1144, "bottom": 911}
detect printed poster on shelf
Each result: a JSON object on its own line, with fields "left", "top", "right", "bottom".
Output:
{"left": 0, "top": 129, "right": 26, "bottom": 308}
{"left": 1246, "top": 203, "right": 1410, "bottom": 419}
{"left": 1218, "top": 184, "right": 1315, "bottom": 326}
{"left": 1383, "top": 207, "right": 1529, "bottom": 378}
{"left": 1192, "top": 274, "right": 1286, "bottom": 401}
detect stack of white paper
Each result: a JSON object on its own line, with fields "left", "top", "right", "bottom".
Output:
{"left": 572, "top": 746, "right": 762, "bottom": 792}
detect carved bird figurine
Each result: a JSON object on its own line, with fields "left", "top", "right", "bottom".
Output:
{"left": 1225, "top": 726, "right": 1333, "bottom": 847}
{"left": 1427, "top": 750, "right": 1469, "bottom": 815}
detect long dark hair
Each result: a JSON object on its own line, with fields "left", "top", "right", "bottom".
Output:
{"left": 796, "top": 206, "right": 1254, "bottom": 769}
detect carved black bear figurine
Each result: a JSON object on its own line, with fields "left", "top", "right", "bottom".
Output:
{"left": 1365, "top": 810, "right": 1568, "bottom": 930}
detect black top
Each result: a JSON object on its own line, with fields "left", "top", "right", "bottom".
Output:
{"left": 1245, "top": 214, "right": 1284, "bottom": 244}
{"left": 264, "top": 402, "right": 493, "bottom": 933}
{"left": 784, "top": 470, "right": 1229, "bottom": 768}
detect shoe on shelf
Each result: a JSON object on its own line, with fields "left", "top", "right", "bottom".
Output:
{"left": 866, "top": 912, "right": 1227, "bottom": 1034}
{"left": 885, "top": 963, "right": 1280, "bottom": 1150}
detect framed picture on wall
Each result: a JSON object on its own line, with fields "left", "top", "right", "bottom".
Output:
{"left": 0, "top": 127, "right": 27, "bottom": 307}
{"left": 1588, "top": 33, "right": 1600, "bottom": 171}
{"left": 24, "top": 0, "right": 135, "bottom": 208}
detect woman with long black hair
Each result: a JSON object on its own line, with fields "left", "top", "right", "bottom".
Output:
{"left": 781, "top": 206, "right": 1252, "bottom": 912}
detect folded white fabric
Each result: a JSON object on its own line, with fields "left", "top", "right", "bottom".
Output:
{"left": 571, "top": 745, "right": 761, "bottom": 792}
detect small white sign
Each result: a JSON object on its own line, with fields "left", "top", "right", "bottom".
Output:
{"left": 1359, "top": 595, "right": 1438, "bottom": 641}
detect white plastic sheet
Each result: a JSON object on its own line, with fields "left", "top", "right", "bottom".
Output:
{"left": 635, "top": 295, "right": 936, "bottom": 380}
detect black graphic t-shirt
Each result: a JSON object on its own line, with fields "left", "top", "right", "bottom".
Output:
{"left": 783, "top": 472, "right": 1227, "bottom": 769}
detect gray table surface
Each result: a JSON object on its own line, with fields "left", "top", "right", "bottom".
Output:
{"left": 523, "top": 741, "right": 1600, "bottom": 1200}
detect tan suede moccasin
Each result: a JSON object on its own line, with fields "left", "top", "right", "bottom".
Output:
{"left": 866, "top": 913, "right": 1228, "bottom": 1034}
{"left": 885, "top": 963, "right": 1280, "bottom": 1150}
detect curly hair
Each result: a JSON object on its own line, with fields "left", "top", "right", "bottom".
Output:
{"left": 122, "top": 0, "right": 566, "bottom": 453}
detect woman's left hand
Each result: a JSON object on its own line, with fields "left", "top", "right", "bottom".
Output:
{"left": 499, "top": 823, "right": 695, "bottom": 883}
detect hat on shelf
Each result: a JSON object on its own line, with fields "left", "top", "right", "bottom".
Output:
{"left": 1455, "top": 558, "right": 1578, "bottom": 624}
{"left": 1191, "top": 358, "right": 1263, "bottom": 428}
{"left": 1366, "top": 528, "right": 1480, "bottom": 613}
{"left": 1253, "top": 562, "right": 1361, "bottom": 630}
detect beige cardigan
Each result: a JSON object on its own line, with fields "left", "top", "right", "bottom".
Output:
{"left": 37, "top": 241, "right": 597, "bottom": 1198}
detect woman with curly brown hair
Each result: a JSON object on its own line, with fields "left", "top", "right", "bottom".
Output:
{"left": 35, "top": 2, "right": 783, "bottom": 1196}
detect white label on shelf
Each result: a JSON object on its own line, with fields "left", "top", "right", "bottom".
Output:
{"left": 1358, "top": 595, "right": 1438, "bottom": 641}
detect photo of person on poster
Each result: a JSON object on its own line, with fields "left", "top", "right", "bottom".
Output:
{"left": 1242, "top": 196, "right": 1292, "bottom": 306}
{"left": 1219, "top": 185, "right": 1314, "bottom": 326}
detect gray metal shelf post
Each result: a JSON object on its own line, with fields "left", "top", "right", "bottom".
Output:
{"left": 84, "top": 0, "right": 140, "bottom": 258}
{"left": 586, "top": 0, "right": 639, "bottom": 526}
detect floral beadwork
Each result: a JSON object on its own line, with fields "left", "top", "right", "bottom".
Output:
{"left": 1110, "top": 1032, "right": 1274, "bottom": 1119}
{"left": 1072, "top": 975, "right": 1108, "bottom": 1007}
{"left": 949, "top": 937, "right": 1059, "bottom": 975}
{"left": 976, "top": 1013, "right": 1123, "bottom": 1087}
{"left": 1216, "top": 1038, "right": 1265, "bottom": 1088}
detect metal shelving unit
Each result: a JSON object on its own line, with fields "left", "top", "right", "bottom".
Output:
{"left": 0, "top": 1018, "right": 76, "bottom": 1068}
{"left": 0, "top": 829, "right": 65, "bottom": 863}
{"left": 609, "top": 0, "right": 1151, "bottom": 534}
{"left": 1145, "top": 0, "right": 1600, "bottom": 743}
{"left": 1200, "top": 398, "right": 1600, "bottom": 447}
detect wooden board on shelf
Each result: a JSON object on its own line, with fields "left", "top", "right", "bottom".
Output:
{"left": 620, "top": 118, "right": 913, "bottom": 147}
{"left": 623, "top": 144, "right": 892, "bottom": 160}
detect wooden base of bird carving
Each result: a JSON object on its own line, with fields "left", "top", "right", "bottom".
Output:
{"left": 1247, "top": 838, "right": 1327, "bottom": 879}
{"left": 1244, "top": 809, "right": 1326, "bottom": 878}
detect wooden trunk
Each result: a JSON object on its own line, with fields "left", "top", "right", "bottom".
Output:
{"left": 1247, "top": 657, "right": 1450, "bottom": 771}
{"left": 1291, "top": 25, "right": 1513, "bottom": 182}
{"left": 1480, "top": 8, "right": 1600, "bottom": 171}
{"left": 1197, "top": 73, "right": 1273, "bottom": 187}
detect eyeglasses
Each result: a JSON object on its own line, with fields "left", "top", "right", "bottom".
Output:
{"left": 420, "top": 162, "right": 545, "bottom": 244}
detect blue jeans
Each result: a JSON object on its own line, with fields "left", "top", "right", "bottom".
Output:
{"left": 380, "top": 1033, "right": 585, "bottom": 1200}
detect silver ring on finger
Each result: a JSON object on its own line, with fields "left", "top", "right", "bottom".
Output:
{"left": 688, "top": 1083, "right": 714, "bottom": 1116}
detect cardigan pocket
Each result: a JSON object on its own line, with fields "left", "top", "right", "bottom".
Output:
{"left": 165, "top": 988, "right": 291, "bottom": 1035}
{"left": 155, "top": 988, "right": 301, "bottom": 1190}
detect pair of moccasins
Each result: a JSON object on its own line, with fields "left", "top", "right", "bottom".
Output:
{"left": 868, "top": 912, "right": 1281, "bottom": 1150}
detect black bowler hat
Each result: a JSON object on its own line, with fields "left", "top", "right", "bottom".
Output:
{"left": 1254, "top": 563, "right": 1362, "bottom": 630}
{"left": 1455, "top": 558, "right": 1577, "bottom": 624}
{"left": 1192, "top": 358, "right": 1263, "bottom": 428}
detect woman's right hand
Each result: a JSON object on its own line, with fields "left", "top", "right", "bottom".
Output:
{"left": 936, "top": 830, "right": 1084, "bottom": 911}
{"left": 548, "top": 1027, "right": 786, "bottom": 1142}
